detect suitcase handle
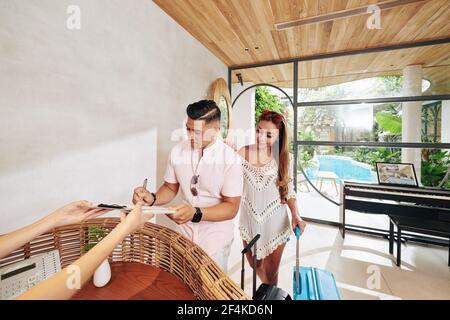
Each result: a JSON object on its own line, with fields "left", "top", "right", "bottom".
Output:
{"left": 241, "top": 234, "right": 260, "bottom": 299}
{"left": 242, "top": 234, "right": 260, "bottom": 254}
{"left": 295, "top": 225, "right": 301, "bottom": 240}
{"left": 295, "top": 226, "right": 301, "bottom": 293}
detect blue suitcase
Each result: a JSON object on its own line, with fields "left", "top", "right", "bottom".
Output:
{"left": 293, "top": 226, "right": 341, "bottom": 300}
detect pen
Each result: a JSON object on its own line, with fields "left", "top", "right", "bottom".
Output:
{"left": 143, "top": 178, "right": 148, "bottom": 190}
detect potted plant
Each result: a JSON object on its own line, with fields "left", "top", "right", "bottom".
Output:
{"left": 84, "top": 225, "right": 111, "bottom": 287}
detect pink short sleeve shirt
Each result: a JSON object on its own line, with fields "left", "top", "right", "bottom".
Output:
{"left": 163, "top": 138, "right": 243, "bottom": 256}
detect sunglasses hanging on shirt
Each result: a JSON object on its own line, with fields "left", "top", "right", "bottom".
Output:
{"left": 191, "top": 143, "right": 203, "bottom": 197}
{"left": 191, "top": 174, "right": 199, "bottom": 196}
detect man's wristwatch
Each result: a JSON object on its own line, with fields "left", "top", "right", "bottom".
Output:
{"left": 191, "top": 207, "right": 203, "bottom": 223}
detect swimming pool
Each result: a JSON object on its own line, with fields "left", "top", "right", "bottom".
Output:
{"left": 305, "top": 155, "right": 377, "bottom": 183}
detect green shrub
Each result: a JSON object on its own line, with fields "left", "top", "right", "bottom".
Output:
{"left": 421, "top": 149, "right": 450, "bottom": 187}
{"left": 84, "top": 225, "right": 108, "bottom": 253}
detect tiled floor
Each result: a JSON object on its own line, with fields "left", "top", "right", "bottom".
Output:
{"left": 226, "top": 221, "right": 450, "bottom": 300}
{"left": 155, "top": 182, "right": 450, "bottom": 300}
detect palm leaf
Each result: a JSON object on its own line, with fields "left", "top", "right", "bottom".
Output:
{"left": 375, "top": 112, "right": 402, "bottom": 135}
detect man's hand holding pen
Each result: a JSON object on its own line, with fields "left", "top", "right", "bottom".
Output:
{"left": 132, "top": 187, "right": 154, "bottom": 205}
{"left": 132, "top": 178, "right": 155, "bottom": 205}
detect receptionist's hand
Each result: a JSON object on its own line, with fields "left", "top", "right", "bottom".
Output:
{"left": 132, "top": 187, "right": 154, "bottom": 205}
{"left": 167, "top": 203, "right": 196, "bottom": 224}
{"left": 48, "top": 200, "right": 112, "bottom": 228}
{"left": 120, "top": 202, "right": 153, "bottom": 233}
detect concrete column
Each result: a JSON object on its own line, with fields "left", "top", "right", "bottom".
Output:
{"left": 442, "top": 100, "right": 450, "bottom": 144}
{"left": 402, "top": 65, "right": 423, "bottom": 182}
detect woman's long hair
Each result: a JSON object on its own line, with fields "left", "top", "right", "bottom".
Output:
{"left": 258, "top": 110, "right": 290, "bottom": 201}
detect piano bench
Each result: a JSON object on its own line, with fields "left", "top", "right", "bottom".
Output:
{"left": 389, "top": 218, "right": 450, "bottom": 267}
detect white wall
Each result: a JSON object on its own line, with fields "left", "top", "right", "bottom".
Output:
{"left": 0, "top": 0, "right": 226, "bottom": 233}
{"left": 231, "top": 82, "right": 255, "bottom": 150}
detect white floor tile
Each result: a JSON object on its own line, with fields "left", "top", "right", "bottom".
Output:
{"left": 226, "top": 221, "right": 450, "bottom": 300}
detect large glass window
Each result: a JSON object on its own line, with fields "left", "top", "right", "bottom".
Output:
{"left": 230, "top": 42, "right": 450, "bottom": 235}
{"left": 230, "top": 62, "right": 295, "bottom": 155}
{"left": 297, "top": 144, "right": 450, "bottom": 226}
{"left": 297, "top": 43, "right": 450, "bottom": 102}
{"left": 298, "top": 145, "right": 450, "bottom": 189}
{"left": 294, "top": 42, "right": 450, "bottom": 227}
{"left": 297, "top": 101, "right": 446, "bottom": 143}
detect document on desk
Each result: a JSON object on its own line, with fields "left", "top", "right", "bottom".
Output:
{"left": 138, "top": 206, "right": 176, "bottom": 214}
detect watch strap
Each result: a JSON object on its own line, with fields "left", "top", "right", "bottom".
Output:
{"left": 191, "top": 207, "right": 202, "bottom": 223}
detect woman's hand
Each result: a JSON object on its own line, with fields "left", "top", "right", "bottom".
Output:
{"left": 291, "top": 214, "right": 306, "bottom": 235}
{"left": 47, "top": 200, "right": 111, "bottom": 228}
{"left": 120, "top": 202, "right": 154, "bottom": 233}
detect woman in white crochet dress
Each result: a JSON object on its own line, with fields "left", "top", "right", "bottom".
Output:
{"left": 238, "top": 110, "right": 306, "bottom": 286}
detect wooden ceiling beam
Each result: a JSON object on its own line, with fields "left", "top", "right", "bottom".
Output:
{"left": 274, "top": 0, "right": 426, "bottom": 31}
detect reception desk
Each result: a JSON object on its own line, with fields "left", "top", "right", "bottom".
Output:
{"left": 72, "top": 262, "right": 195, "bottom": 300}
{"left": 0, "top": 218, "right": 248, "bottom": 300}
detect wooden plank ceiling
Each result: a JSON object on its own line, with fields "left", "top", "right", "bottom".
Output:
{"left": 153, "top": 0, "right": 450, "bottom": 93}
{"left": 233, "top": 43, "right": 450, "bottom": 94}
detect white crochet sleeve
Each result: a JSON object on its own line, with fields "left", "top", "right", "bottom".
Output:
{"left": 286, "top": 178, "right": 296, "bottom": 200}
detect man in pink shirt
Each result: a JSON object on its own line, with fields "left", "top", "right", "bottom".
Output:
{"left": 132, "top": 100, "right": 243, "bottom": 273}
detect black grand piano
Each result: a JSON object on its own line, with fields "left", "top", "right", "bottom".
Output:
{"left": 340, "top": 181, "right": 450, "bottom": 266}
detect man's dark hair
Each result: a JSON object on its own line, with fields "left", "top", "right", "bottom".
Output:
{"left": 186, "top": 100, "right": 221, "bottom": 124}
